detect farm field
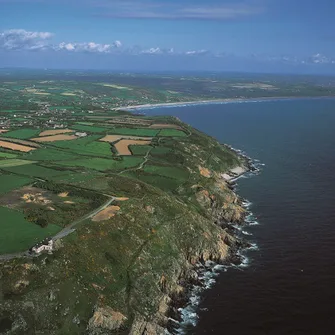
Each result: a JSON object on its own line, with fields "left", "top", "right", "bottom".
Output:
{"left": 32, "top": 134, "right": 78, "bottom": 142}
{"left": 129, "top": 145, "right": 152, "bottom": 155}
{"left": 2, "top": 129, "right": 40, "bottom": 139}
{"left": 0, "top": 206, "right": 61, "bottom": 254}
{"left": 0, "top": 174, "right": 33, "bottom": 195}
{"left": 51, "top": 136, "right": 114, "bottom": 157}
{"left": 22, "top": 148, "right": 79, "bottom": 161}
{"left": 0, "top": 159, "right": 35, "bottom": 168}
{"left": 0, "top": 152, "right": 18, "bottom": 158}
{"left": 39, "top": 129, "right": 74, "bottom": 136}
{"left": 2, "top": 164, "right": 70, "bottom": 179}
{"left": 108, "top": 127, "right": 159, "bottom": 137}
{"left": 55, "top": 156, "right": 143, "bottom": 171}
{"left": 144, "top": 164, "right": 190, "bottom": 180}
{"left": 149, "top": 123, "right": 182, "bottom": 129}
{"left": 0, "top": 140, "right": 36, "bottom": 152}
{"left": 114, "top": 139, "right": 152, "bottom": 156}
{"left": 158, "top": 129, "right": 187, "bottom": 137}
{"left": 72, "top": 124, "right": 108, "bottom": 133}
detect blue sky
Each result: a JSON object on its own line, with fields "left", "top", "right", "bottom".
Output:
{"left": 1, "top": 0, "right": 335, "bottom": 73}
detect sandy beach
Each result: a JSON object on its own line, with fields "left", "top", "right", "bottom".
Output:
{"left": 116, "top": 95, "right": 335, "bottom": 111}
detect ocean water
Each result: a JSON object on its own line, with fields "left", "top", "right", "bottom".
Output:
{"left": 142, "top": 98, "right": 335, "bottom": 335}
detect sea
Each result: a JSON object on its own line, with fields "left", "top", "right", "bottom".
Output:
{"left": 141, "top": 98, "right": 335, "bottom": 335}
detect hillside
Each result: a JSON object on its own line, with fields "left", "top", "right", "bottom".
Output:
{"left": 0, "top": 113, "right": 250, "bottom": 334}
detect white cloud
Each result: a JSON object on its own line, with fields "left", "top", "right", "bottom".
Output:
{"left": 140, "top": 47, "right": 163, "bottom": 54}
{"left": 113, "top": 40, "right": 122, "bottom": 48}
{"left": 185, "top": 49, "right": 209, "bottom": 56}
{"left": 0, "top": 29, "right": 53, "bottom": 50}
{"left": 57, "top": 41, "right": 122, "bottom": 53}
{"left": 309, "top": 53, "right": 332, "bottom": 64}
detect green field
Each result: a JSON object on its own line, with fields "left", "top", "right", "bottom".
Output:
{"left": 143, "top": 164, "right": 189, "bottom": 180}
{"left": 56, "top": 157, "right": 143, "bottom": 171}
{"left": 125, "top": 171, "right": 181, "bottom": 192}
{"left": 0, "top": 174, "right": 33, "bottom": 195}
{"left": 72, "top": 124, "right": 108, "bottom": 133}
{"left": 75, "top": 122, "right": 94, "bottom": 126}
{"left": 158, "top": 129, "right": 187, "bottom": 137}
{"left": 0, "top": 206, "right": 61, "bottom": 254}
{"left": 22, "top": 148, "right": 79, "bottom": 161}
{"left": 52, "top": 170, "right": 102, "bottom": 184}
{"left": 0, "top": 159, "right": 36, "bottom": 168}
{"left": 0, "top": 152, "right": 18, "bottom": 159}
{"left": 129, "top": 145, "right": 152, "bottom": 156}
{"left": 151, "top": 146, "right": 172, "bottom": 155}
{"left": 2, "top": 164, "right": 70, "bottom": 179}
{"left": 109, "top": 128, "right": 159, "bottom": 137}
{"left": 50, "top": 136, "right": 113, "bottom": 157}
{"left": 2, "top": 129, "right": 40, "bottom": 139}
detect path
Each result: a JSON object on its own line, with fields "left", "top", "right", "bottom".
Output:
{"left": 0, "top": 196, "right": 115, "bottom": 262}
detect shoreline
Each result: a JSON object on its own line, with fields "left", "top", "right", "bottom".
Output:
{"left": 117, "top": 95, "right": 335, "bottom": 111}
{"left": 169, "top": 153, "right": 261, "bottom": 334}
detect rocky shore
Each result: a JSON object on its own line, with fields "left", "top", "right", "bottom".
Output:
{"left": 127, "top": 156, "right": 258, "bottom": 335}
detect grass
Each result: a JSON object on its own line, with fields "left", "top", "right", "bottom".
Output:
{"left": 2, "top": 129, "right": 40, "bottom": 139}
{"left": 0, "top": 206, "right": 61, "bottom": 254}
{"left": 2, "top": 164, "right": 70, "bottom": 179}
{"left": 144, "top": 164, "right": 189, "bottom": 180}
{"left": 158, "top": 129, "right": 187, "bottom": 137}
{"left": 151, "top": 147, "right": 172, "bottom": 155}
{"left": 52, "top": 170, "right": 102, "bottom": 184}
{"left": 129, "top": 145, "right": 152, "bottom": 156}
{"left": 109, "top": 128, "right": 159, "bottom": 137}
{"left": 75, "top": 122, "right": 94, "bottom": 126}
{"left": 22, "top": 148, "right": 79, "bottom": 161}
{"left": 0, "top": 152, "right": 18, "bottom": 159}
{"left": 56, "top": 157, "right": 143, "bottom": 171}
{"left": 0, "top": 174, "right": 33, "bottom": 195}
{"left": 0, "top": 159, "right": 35, "bottom": 168}
{"left": 125, "top": 171, "right": 181, "bottom": 192}
{"left": 51, "top": 136, "right": 113, "bottom": 157}
{"left": 72, "top": 124, "right": 108, "bottom": 133}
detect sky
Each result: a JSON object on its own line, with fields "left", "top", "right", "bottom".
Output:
{"left": 1, "top": 0, "right": 335, "bottom": 73}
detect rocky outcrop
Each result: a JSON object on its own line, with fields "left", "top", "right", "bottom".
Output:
{"left": 88, "top": 306, "right": 127, "bottom": 334}
{"left": 129, "top": 316, "right": 166, "bottom": 335}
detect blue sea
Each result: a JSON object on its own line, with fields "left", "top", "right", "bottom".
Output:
{"left": 142, "top": 98, "right": 335, "bottom": 335}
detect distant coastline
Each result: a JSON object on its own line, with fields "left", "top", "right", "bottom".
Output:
{"left": 117, "top": 95, "right": 335, "bottom": 111}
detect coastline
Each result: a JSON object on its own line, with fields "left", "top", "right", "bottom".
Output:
{"left": 168, "top": 152, "right": 261, "bottom": 335}
{"left": 122, "top": 98, "right": 261, "bottom": 334}
{"left": 117, "top": 95, "right": 335, "bottom": 111}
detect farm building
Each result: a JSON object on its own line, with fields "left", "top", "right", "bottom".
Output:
{"left": 30, "top": 237, "right": 53, "bottom": 254}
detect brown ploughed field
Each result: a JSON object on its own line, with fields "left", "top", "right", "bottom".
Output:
{"left": 32, "top": 134, "right": 78, "bottom": 142}
{"left": 100, "top": 135, "right": 152, "bottom": 143}
{"left": 0, "top": 140, "right": 36, "bottom": 152}
{"left": 149, "top": 123, "right": 182, "bottom": 129}
{"left": 39, "top": 129, "right": 74, "bottom": 137}
{"left": 114, "top": 139, "right": 151, "bottom": 155}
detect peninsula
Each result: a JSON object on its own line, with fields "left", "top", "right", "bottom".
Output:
{"left": 0, "top": 70, "right": 331, "bottom": 334}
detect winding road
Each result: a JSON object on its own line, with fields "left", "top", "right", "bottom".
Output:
{"left": 0, "top": 196, "right": 115, "bottom": 262}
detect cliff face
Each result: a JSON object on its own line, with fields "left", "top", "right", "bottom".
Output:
{"left": 0, "top": 120, "right": 248, "bottom": 335}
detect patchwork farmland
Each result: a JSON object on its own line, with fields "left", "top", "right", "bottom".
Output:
{"left": 0, "top": 108, "right": 193, "bottom": 255}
